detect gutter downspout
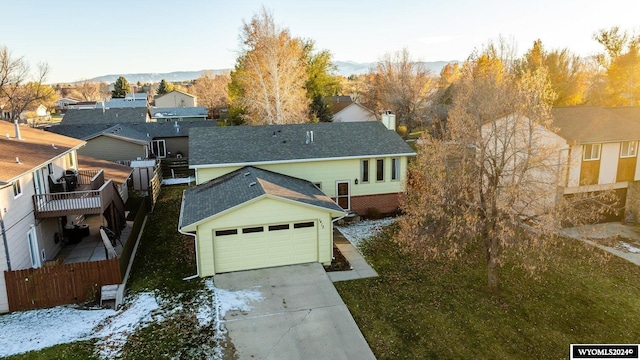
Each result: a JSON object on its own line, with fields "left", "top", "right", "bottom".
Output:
{"left": 178, "top": 189, "right": 199, "bottom": 279}
{"left": 0, "top": 209, "right": 11, "bottom": 271}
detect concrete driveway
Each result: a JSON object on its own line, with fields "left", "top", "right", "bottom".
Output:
{"left": 214, "top": 263, "right": 376, "bottom": 360}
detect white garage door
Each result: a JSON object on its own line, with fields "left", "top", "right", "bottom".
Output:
{"left": 213, "top": 221, "right": 318, "bottom": 273}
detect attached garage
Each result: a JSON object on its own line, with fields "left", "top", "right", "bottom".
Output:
{"left": 179, "top": 166, "right": 346, "bottom": 276}
{"left": 213, "top": 221, "right": 318, "bottom": 273}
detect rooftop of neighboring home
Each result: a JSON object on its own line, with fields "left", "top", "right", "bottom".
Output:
{"left": 77, "top": 155, "right": 133, "bottom": 185}
{"left": 60, "top": 108, "right": 149, "bottom": 125}
{"left": 150, "top": 106, "right": 208, "bottom": 118}
{"left": 327, "top": 96, "right": 355, "bottom": 114}
{"left": 189, "top": 121, "right": 415, "bottom": 167}
{"left": 104, "top": 98, "right": 148, "bottom": 109}
{"left": 154, "top": 90, "right": 196, "bottom": 100}
{"left": 179, "top": 166, "right": 345, "bottom": 229}
{"left": 0, "top": 121, "right": 85, "bottom": 184}
{"left": 46, "top": 121, "right": 218, "bottom": 141}
{"left": 551, "top": 106, "right": 640, "bottom": 143}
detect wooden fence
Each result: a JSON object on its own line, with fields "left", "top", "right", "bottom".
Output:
{"left": 148, "top": 166, "right": 162, "bottom": 212}
{"left": 4, "top": 258, "right": 122, "bottom": 312}
{"left": 160, "top": 158, "right": 193, "bottom": 179}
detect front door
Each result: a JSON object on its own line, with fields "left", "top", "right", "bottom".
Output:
{"left": 336, "top": 181, "right": 350, "bottom": 210}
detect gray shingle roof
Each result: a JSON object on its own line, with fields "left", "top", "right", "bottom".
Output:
{"left": 47, "top": 121, "right": 218, "bottom": 140}
{"left": 180, "top": 166, "right": 345, "bottom": 229}
{"left": 551, "top": 106, "right": 640, "bottom": 143}
{"left": 150, "top": 107, "right": 208, "bottom": 118}
{"left": 104, "top": 98, "right": 148, "bottom": 108}
{"left": 189, "top": 121, "right": 415, "bottom": 167}
{"left": 60, "top": 108, "right": 149, "bottom": 125}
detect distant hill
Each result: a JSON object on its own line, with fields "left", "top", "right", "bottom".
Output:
{"left": 79, "top": 61, "right": 458, "bottom": 84}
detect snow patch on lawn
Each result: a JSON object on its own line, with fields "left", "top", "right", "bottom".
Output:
{"left": 94, "top": 293, "right": 160, "bottom": 359}
{"left": 336, "top": 217, "right": 397, "bottom": 247}
{"left": 0, "top": 292, "right": 159, "bottom": 358}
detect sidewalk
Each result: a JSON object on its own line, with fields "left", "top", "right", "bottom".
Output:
{"left": 328, "top": 230, "right": 378, "bottom": 282}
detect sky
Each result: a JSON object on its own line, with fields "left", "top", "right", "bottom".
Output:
{"left": 3, "top": 0, "right": 639, "bottom": 84}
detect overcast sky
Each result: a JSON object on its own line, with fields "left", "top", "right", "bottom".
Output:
{"left": 3, "top": 0, "right": 639, "bottom": 83}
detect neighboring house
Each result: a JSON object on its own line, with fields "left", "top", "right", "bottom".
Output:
{"left": 47, "top": 121, "right": 218, "bottom": 161}
{"left": 549, "top": 106, "right": 640, "bottom": 222}
{"left": 67, "top": 101, "right": 98, "bottom": 110}
{"left": 328, "top": 96, "right": 377, "bottom": 122}
{"left": 154, "top": 90, "right": 197, "bottom": 108}
{"left": 19, "top": 104, "right": 50, "bottom": 122}
{"left": 0, "top": 122, "right": 130, "bottom": 313}
{"left": 150, "top": 106, "right": 208, "bottom": 122}
{"left": 60, "top": 108, "right": 150, "bottom": 125}
{"left": 54, "top": 98, "right": 80, "bottom": 113}
{"left": 179, "top": 121, "right": 413, "bottom": 276}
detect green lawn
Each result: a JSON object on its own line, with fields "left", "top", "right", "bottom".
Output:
{"left": 335, "top": 224, "right": 640, "bottom": 359}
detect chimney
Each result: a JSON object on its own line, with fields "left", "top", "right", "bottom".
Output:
{"left": 13, "top": 120, "right": 22, "bottom": 140}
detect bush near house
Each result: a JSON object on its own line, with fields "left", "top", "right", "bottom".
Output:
{"left": 335, "top": 224, "right": 640, "bottom": 359}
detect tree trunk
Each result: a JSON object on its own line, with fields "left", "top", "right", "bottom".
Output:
{"left": 487, "top": 236, "right": 500, "bottom": 292}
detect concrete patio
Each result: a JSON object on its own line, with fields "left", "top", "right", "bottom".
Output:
{"left": 55, "top": 214, "right": 132, "bottom": 264}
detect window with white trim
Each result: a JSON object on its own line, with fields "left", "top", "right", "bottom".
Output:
{"left": 621, "top": 141, "right": 638, "bottom": 158}
{"left": 151, "top": 140, "right": 167, "bottom": 158}
{"left": 12, "top": 179, "right": 22, "bottom": 198}
{"left": 361, "top": 159, "right": 369, "bottom": 183}
{"left": 583, "top": 144, "right": 601, "bottom": 161}
{"left": 376, "top": 158, "right": 384, "bottom": 181}
{"left": 391, "top": 157, "right": 399, "bottom": 181}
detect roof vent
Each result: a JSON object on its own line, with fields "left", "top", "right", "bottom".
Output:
{"left": 244, "top": 172, "right": 251, "bottom": 177}
{"left": 272, "top": 131, "right": 277, "bottom": 137}
{"left": 15, "top": 157, "right": 21, "bottom": 164}
{"left": 5, "top": 133, "right": 9, "bottom": 139}
{"left": 52, "top": 143, "right": 57, "bottom": 149}
{"left": 249, "top": 181, "right": 256, "bottom": 187}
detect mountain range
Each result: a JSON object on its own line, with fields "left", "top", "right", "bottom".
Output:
{"left": 79, "top": 61, "right": 458, "bottom": 84}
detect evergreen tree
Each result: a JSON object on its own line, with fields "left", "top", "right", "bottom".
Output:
{"left": 112, "top": 76, "right": 130, "bottom": 98}
{"left": 156, "top": 79, "right": 174, "bottom": 95}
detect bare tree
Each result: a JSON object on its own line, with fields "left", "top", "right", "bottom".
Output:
{"left": 230, "top": 7, "right": 309, "bottom": 125}
{"left": 1, "top": 59, "right": 55, "bottom": 126}
{"left": 397, "top": 46, "right": 615, "bottom": 292}
{"left": 363, "top": 49, "right": 435, "bottom": 133}
{"left": 191, "top": 71, "right": 230, "bottom": 119}
{"left": 70, "top": 80, "right": 110, "bottom": 101}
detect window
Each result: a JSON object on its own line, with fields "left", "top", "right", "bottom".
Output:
{"left": 215, "top": 229, "right": 237, "bottom": 236}
{"left": 268, "top": 224, "right": 290, "bottom": 231}
{"left": 583, "top": 144, "right": 601, "bottom": 161}
{"left": 47, "top": 163, "right": 54, "bottom": 175}
{"left": 376, "top": 158, "right": 384, "bottom": 181}
{"left": 151, "top": 140, "right": 167, "bottom": 158}
{"left": 67, "top": 153, "right": 75, "bottom": 168}
{"left": 28, "top": 227, "right": 40, "bottom": 268}
{"left": 391, "top": 158, "right": 399, "bottom": 181}
{"left": 293, "top": 222, "right": 314, "bottom": 229}
{"left": 361, "top": 159, "right": 369, "bottom": 183}
{"left": 242, "top": 226, "right": 264, "bottom": 234}
{"left": 12, "top": 179, "right": 22, "bottom": 198}
{"left": 621, "top": 141, "right": 638, "bottom": 158}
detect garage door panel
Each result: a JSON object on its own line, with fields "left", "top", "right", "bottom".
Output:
{"left": 214, "top": 221, "right": 318, "bottom": 273}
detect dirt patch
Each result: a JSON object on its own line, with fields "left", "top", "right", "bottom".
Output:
{"left": 324, "top": 245, "right": 351, "bottom": 272}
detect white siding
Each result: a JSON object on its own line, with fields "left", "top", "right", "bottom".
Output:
{"left": 0, "top": 235, "right": 8, "bottom": 312}
{"left": 333, "top": 104, "right": 377, "bottom": 122}
{"left": 0, "top": 173, "right": 38, "bottom": 271}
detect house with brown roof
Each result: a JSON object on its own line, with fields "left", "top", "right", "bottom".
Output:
{"left": 0, "top": 121, "right": 132, "bottom": 313}
{"left": 327, "top": 96, "right": 377, "bottom": 122}
{"left": 548, "top": 106, "right": 640, "bottom": 222}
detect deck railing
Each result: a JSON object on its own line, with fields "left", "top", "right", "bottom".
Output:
{"left": 33, "top": 179, "right": 115, "bottom": 218}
